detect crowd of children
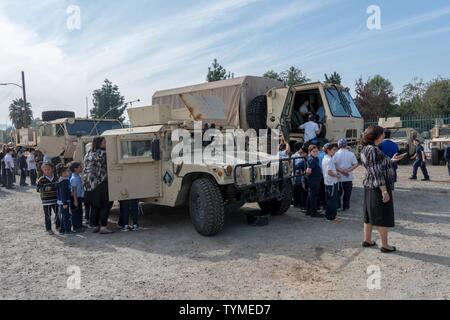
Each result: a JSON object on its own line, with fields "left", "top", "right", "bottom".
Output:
{"left": 0, "top": 143, "right": 140, "bottom": 236}
{"left": 290, "top": 138, "right": 359, "bottom": 223}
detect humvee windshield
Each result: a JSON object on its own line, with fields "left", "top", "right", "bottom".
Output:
{"left": 439, "top": 128, "right": 450, "bottom": 136}
{"left": 66, "top": 120, "right": 122, "bottom": 136}
{"left": 392, "top": 131, "right": 408, "bottom": 138}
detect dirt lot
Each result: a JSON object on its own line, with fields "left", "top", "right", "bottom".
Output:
{"left": 0, "top": 165, "right": 449, "bottom": 300}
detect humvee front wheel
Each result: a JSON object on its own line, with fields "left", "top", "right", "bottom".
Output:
{"left": 258, "top": 182, "right": 293, "bottom": 216}
{"left": 189, "top": 178, "right": 225, "bottom": 236}
{"left": 431, "top": 149, "right": 440, "bottom": 166}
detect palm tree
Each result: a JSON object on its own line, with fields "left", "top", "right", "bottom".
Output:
{"left": 9, "top": 98, "right": 33, "bottom": 129}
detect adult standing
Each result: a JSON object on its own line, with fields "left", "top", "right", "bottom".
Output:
{"left": 19, "top": 151, "right": 28, "bottom": 187}
{"left": 334, "top": 139, "right": 359, "bottom": 211}
{"left": 379, "top": 130, "right": 399, "bottom": 183}
{"left": 0, "top": 145, "right": 6, "bottom": 187}
{"left": 444, "top": 143, "right": 450, "bottom": 177}
{"left": 27, "top": 150, "right": 38, "bottom": 186}
{"left": 360, "top": 126, "right": 405, "bottom": 253}
{"left": 4, "top": 148, "right": 15, "bottom": 189}
{"left": 83, "top": 137, "right": 113, "bottom": 234}
{"left": 409, "top": 139, "right": 430, "bottom": 181}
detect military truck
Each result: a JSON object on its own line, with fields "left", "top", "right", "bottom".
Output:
{"left": 103, "top": 76, "right": 363, "bottom": 236}
{"left": 378, "top": 117, "right": 422, "bottom": 165}
{"left": 16, "top": 117, "right": 122, "bottom": 163}
{"left": 153, "top": 78, "right": 364, "bottom": 148}
{"left": 430, "top": 123, "right": 450, "bottom": 166}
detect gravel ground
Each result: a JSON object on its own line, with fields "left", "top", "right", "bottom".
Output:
{"left": 0, "top": 165, "right": 449, "bottom": 300}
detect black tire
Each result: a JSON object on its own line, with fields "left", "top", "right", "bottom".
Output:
{"left": 431, "top": 149, "right": 440, "bottom": 166}
{"left": 189, "top": 178, "right": 225, "bottom": 236}
{"left": 247, "top": 95, "right": 267, "bottom": 131}
{"left": 258, "top": 182, "right": 293, "bottom": 216}
{"left": 42, "top": 111, "right": 75, "bottom": 122}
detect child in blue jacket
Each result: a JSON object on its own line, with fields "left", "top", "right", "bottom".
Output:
{"left": 56, "top": 164, "right": 74, "bottom": 235}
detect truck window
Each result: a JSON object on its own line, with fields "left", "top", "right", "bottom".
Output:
{"left": 66, "top": 120, "right": 122, "bottom": 136}
{"left": 325, "top": 89, "right": 348, "bottom": 117}
{"left": 56, "top": 124, "right": 65, "bottom": 137}
{"left": 121, "top": 140, "right": 153, "bottom": 159}
{"left": 342, "top": 91, "right": 362, "bottom": 118}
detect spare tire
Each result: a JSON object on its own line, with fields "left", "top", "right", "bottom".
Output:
{"left": 247, "top": 95, "right": 268, "bottom": 131}
{"left": 42, "top": 111, "right": 75, "bottom": 122}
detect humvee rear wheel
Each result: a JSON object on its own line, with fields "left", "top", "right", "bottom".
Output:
{"left": 189, "top": 178, "right": 225, "bottom": 236}
{"left": 258, "top": 182, "right": 293, "bottom": 216}
{"left": 431, "top": 149, "right": 440, "bottom": 166}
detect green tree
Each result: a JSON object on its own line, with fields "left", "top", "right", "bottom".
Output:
{"left": 263, "top": 70, "right": 283, "bottom": 82}
{"left": 422, "top": 77, "right": 450, "bottom": 115}
{"left": 207, "top": 59, "right": 234, "bottom": 82}
{"left": 281, "top": 66, "right": 310, "bottom": 86}
{"left": 91, "top": 79, "right": 126, "bottom": 122}
{"left": 324, "top": 72, "right": 342, "bottom": 85}
{"left": 397, "top": 78, "right": 427, "bottom": 116}
{"left": 354, "top": 75, "right": 397, "bottom": 119}
{"left": 9, "top": 98, "right": 33, "bottom": 129}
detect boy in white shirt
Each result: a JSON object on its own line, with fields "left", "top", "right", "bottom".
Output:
{"left": 322, "top": 143, "right": 341, "bottom": 222}
{"left": 300, "top": 114, "right": 321, "bottom": 145}
{"left": 4, "top": 148, "right": 15, "bottom": 189}
{"left": 27, "top": 150, "right": 37, "bottom": 186}
{"left": 333, "top": 139, "right": 359, "bottom": 211}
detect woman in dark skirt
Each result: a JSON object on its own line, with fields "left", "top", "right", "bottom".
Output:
{"left": 83, "top": 137, "right": 113, "bottom": 234}
{"left": 360, "top": 126, "right": 405, "bottom": 253}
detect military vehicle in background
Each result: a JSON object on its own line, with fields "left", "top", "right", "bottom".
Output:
{"left": 13, "top": 110, "right": 122, "bottom": 163}
{"left": 430, "top": 123, "right": 450, "bottom": 166}
{"left": 378, "top": 117, "right": 422, "bottom": 165}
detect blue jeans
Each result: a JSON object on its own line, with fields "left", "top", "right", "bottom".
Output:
{"left": 119, "top": 200, "right": 139, "bottom": 227}
{"left": 43, "top": 205, "right": 58, "bottom": 231}
{"left": 71, "top": 198, "right": 84, "bottom": 230}
{"left": 412, "top": 160, "right": 429, "bottom": 179}
{"left": 59, "top": 205, "right": 72, "bottom": 233}
{"left": 325, "top": 184, "right": 340, "bottom": 221}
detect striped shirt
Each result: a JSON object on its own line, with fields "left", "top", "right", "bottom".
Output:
{"left": 361, "top": 145, "right": 394, "bottom": 190}
{"left": 37, "top": 175, "right": 58, "bottom": 206}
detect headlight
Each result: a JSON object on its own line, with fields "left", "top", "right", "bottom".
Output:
{"left": 224, "top": 165, "right": 233, "bottom": 176}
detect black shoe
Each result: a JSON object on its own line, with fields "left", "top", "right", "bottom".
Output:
{"left": 381, "top": 246, "right": 397, "bottom": 253}
{"left": 409, "top": 177, "right": 417, "bottom": 180}
{"left": 305, "top": 211, "right": 312, "bottom": 216}
{"left": 421, "top": 178, "right": 430, "bottom": 181}
{"left": 362, "top": 241, "right": 377, "bottom": 248}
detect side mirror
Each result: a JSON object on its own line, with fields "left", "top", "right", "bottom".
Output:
{"left": 152, "top": 140, "right": 161, "bottom": 161}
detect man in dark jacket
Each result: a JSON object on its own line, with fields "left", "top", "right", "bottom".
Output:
{"left": 19, "top": 151, "right": 28, "bottom": 187}
{"left": 444, "top": 144, "right": 450, "bottom": 177}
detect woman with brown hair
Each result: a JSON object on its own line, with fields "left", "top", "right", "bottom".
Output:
{"left": 83, "top": 137, "right": 113, "bottom": 234}
{"left": 360, "top": 126, "right": 405, "bottom": 253}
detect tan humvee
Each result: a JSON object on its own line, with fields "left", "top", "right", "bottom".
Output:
{"left": 103, "top": 76, "right": 364, "bottom": 236}
{"left": 430, "top": 123, "right": 450, "bottom": 165}
{"left": 378, "top": 117, "right": 422, "bottom": 164}
{"left": 16, "top": 118, "right": 121, "bottom": 163}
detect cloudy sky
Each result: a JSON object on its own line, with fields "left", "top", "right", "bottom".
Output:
{"left": 1, "top": 0, "right": 449, "bottom": 125}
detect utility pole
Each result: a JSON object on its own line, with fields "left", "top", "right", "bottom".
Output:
{"left": 21, "top": 71, "right": 27, "bottom": 128}
{"left": 86, "top": 96, "right": 89, "bottom": 119}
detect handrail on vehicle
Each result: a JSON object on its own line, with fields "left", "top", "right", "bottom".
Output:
{"left": 233, "top": 156, "right": 304, "bottom": 190}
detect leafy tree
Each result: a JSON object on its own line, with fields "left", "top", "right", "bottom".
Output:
{"left": 207, "top": 59, "right": 234, "bottom": 82}
{"left": 324, "top": 72, "right": 342, "bottom": 85}
{"left": 91, "top": 79, "right": 126, "bottom": 122}
{"left": 422, "top": 77, "right": 450, "bottom": 115}
{"left": 263, "top": 70, "right": 283, "bottom": 82}
{"left": 397, "top": 78, "right": 427, "bottom": 116}
{"left": 281, "top": 66, "right": 310, "bottom": 87}
{"left": 354, "top": 75, "right": 397, "bottom": 119}
{"left": 9, "top": 98, "right": 33, "bottom": 129}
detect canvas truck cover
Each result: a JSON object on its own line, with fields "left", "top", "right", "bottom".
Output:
{"left": 152, "top": 76, "right": 283, "bottom": 130}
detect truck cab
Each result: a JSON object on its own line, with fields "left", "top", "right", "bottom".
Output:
{"left": 265, "top": 82, "right": 364, "bottom": 148}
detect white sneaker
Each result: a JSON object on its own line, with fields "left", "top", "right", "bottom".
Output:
{"left": 120, "top": 225, "right": 130, "bottom": 232}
